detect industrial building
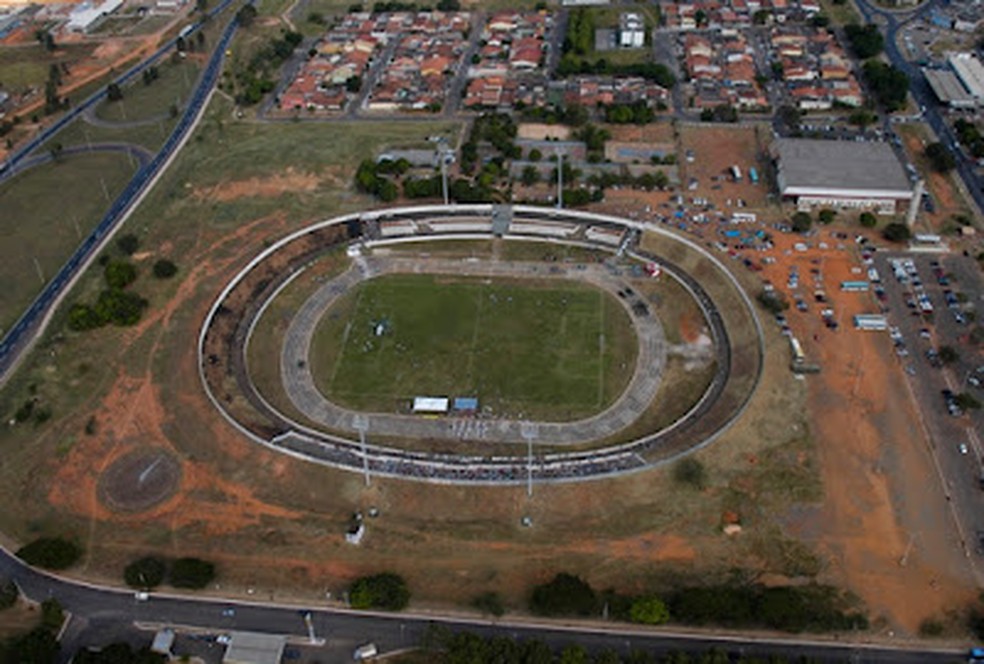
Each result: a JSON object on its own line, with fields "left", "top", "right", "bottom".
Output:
{"left": 948, "top": 52, "right": 984, "bottom": 104}
{"left": 923, "top": 68, "right": 977, "bottom": 108}
{"left": 773, "top": 138, "right": 914, "bottom": 214}
{"left": 222, "top": 632, "right": 288, "bottom": 664}
{"left": 65, "top": 0, "right": 124, "bottom": 33}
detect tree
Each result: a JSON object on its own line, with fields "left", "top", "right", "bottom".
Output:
{"left": 345, "top": 75, "right": 362, "bottom": 93}
{"left": 5, "top": 626, "right": 59, "bottom": 664}
{"left": 758, "top": 289, "right": 789, "bottom": 314}
{"left": 845, "top": 24, "right": 884, "bottom": 59}
{"left": 436, "top": 0, "right": 460, "bottom": 8}
{"left": 882, "top": 222, "right": 911, "bottom": 243}
{"left": 559, "top": 645, "right": 590, "bottom": 664}
{"left": 68, "top": 304, "right": 105, "bottom": 331}
{"left": 528, "top": 148, "right": 543, "bottom": 162}
{"left": 124, "top": 556, "right": 167, "bottom": 589}
{"left": 530, "top": 573, "right": 598, "bottom": 617}
{"left": 169, "top": 558, "right": 215, "bottom": 589}
{"left": 95, "top": 289, "right": 147, "bottom": 326}
{"left": 630, "top": 595, "right": 670, "bottom": 625}
{"left": 859, "top": 211, "right": 877, "bottom": 228}
{"left": 349, "top": 573, "right": 410, "bottom": 610}
{"left": 152, "top": 259, "right": 178, "bottom": 279}
{"left": 116, "top": 233, "right": 140, "bottom": 255}
{"left": 106, "top": 82, "right": 123, "bottom": 102}
{"left": 926, "top": 142, "right": 956, "bottom": 173}
{"left": 236, "top": 4, "right": 257, "bottom": 27}
{"left": 863, "top": 61, "right": 909, "bottom": 111}
{"left": 40, "top": 598, "right": 64, "bottom": 632}
{"left": 16, "top": 537, "right": 81, "bottom": 569}
{"left": 104, "top": 260, "right": 137, "bottom": 290}
{"left": 848, "top": 109, "right": 876, "bottom": 129}
{"left": 673, "top": 457, "right": 706, "bottom": 489}
{"left": 938, "top": 345, "right": 960, "bottom": 364}
{"left": 818, "top": 209, "right": 836, "bottom": 224}
{"left": 520, "top": 165, "right": 540, "bottom": 187}
{"left": 0, "top": 578, "right": 19, "bottom": 610}
{"left": 791, "top": 211, "right": 812, "bottom": 233}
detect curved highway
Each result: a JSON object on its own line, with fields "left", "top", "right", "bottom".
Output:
{"left": 0, "top": 142, "right": 153, "bottom": 185}
{"left": 0, "top": 0, "right": 250, "bottom": 383}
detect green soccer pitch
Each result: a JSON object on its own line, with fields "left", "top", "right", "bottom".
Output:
{"left": 309, "top": 273, "right": 638, "bottom": 421}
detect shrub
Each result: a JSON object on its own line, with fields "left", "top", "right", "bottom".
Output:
{"left": 882, "top": 222, "right": 911, "bottom": 243}
{"left": 859, "top": 212, "right": 877, "bottom": 228}
{"left": 169, "top": 558, "right": 215, "bottom": 589}
{"left": 472, "top": 591, "right": 505, "bottom": 617}
{"left": 349, "top": 573, "right": 410, "bottom": 610}
{"left": 530, "top": 573, "right": 597, "bottom": 617}
{"left": 757, "top": 289, "right": 789, "bottom": 315}
{"left": 116, "top": 234, "right": 139, "bottom": 255}
{"left": 791, "top": 211, "right": 812, "bottom": 233}
{"left": 0, "top": 578, "right": 18, "bottom": 610}
{"left": 919, "top": 618, "right": 944, "bottom": 637}
{"left": 104, "top": 260, "right": 137, "bottom": 290}
{"left": 818, "top": 209, "right": 836, "bottom": 224}
{"left": 124, "top": 556, "right": 167, "bottom": 589}
{"left": 16, "top": 537, "right": 81, "bottom": 570}
{"left": 629, "top": 595, "right": 670, "bottom": 624}
{"left": 40, "top": 598, "right": 64, "bottom": 632}
{"left": 152, "top": 259, "right": 178, "bottom": 279}
{"left": 673, "top": 457, "right": 707, "bottom": 489}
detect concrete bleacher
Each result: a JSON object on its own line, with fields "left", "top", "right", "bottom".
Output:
{"left": 423, "top": 218, "right": 493, "bottom": 233}
{"left": 586, "top": 226, "right": 625, "bottom": 245}
{"left": 510, "top": 221, "right": 578, "bottom": 237}
{"left": 378, "top": 220, "right": 418, "bottom": 237}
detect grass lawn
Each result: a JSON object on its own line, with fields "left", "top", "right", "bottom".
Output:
{"left": 820, "top": 0, "right": 860, "bottom": 25}
{"left": 311, "top": 273, "right": 635, "bottom": 419}
{"left": 0, "top": 151, "right": 137, "bottom": 333}
{"left": 0, "top": 44, "right": 96, "bottom": 95}
{"left": 94, "top": 59, "right": 201, "bottom": 123}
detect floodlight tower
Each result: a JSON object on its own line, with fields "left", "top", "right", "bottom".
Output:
{"left": 430, "top": 135, "right": 455, "bottom": 205}
{"left": 520, "top": 421, "right": 539, "bottom": 498}
{"left": 555, "top": 150, "right": 564, "bottom": 209}
{"left": 353, "top": 415, "right": 371, "bottom": 487}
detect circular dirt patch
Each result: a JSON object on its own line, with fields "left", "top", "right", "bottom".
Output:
{"left": 98, "top": 448, "right": 181, "bottom": 513}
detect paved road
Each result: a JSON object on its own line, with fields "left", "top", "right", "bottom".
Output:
{"left": 0, "top": 141, "right": 153, "bottom": 185}
{"left": 0, "top": 543, "right": 967, "bottom": 664}
{"left": 281, "top": 255, "right": 668, "bottom": 446}
{"left": 0, "top": 1, "right": 248, "bottom": 383}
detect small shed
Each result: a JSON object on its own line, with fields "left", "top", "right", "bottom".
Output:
{"left": 412, "top": 397, "right": 449, "bottom": 414}
{"left": 150, "top": 629, "right": 174, "bottom": 656}
{"left": 452, "top": 397, "right": 478, "bottom": 413}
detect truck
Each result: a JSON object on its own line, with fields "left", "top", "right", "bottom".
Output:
{"left": 730, "top": 165, "right": 742, "bottom": 182}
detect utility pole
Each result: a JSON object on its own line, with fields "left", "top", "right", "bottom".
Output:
{"left": 353, "top": 415, "right": 370, "bottom": 487}
{"left": 521, "top": 422, "right": 538, "bottom": 498}
{"left": 556, "top": 150, "right": 564, "bottom": 209}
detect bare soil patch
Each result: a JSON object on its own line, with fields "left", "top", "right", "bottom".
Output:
{"left": 193, "top": 167, "right": 323, "bottom": 203}
{"left": 678, "top": 123, "right": 770, "bottom": 211}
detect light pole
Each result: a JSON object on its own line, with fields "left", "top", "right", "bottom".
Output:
{"left": 353, "top": 415, "right": 370, "bottom": 487}
{"left": 430, "top": 135, "right": 454, "bottom": 205}
{"left": 520, "top": 421, "right": 538, "bottom": 498}
{"left": 555, "top": 150, "right": 564, "bottom": 209}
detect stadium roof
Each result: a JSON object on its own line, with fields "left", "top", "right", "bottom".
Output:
{"left": 222, "top": 632, "right": 287, "bottom": 664}
{"left": 774, "top": 139, "right": 912, "bottom": 198}
{"left": 923, "top": 68, "right": 976, "bottom": 106}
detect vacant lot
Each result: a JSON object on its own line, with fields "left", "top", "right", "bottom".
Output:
{"left": 94, "top": 59, "right": 201, "bottom": 124}
{"left": 678, "top": 123, "right": 771, "bottom": 212}
{"left": 311, "top": 273, "right": 635, "bottom": 420}
{"left": 0, "top": 43, "right": 97, "bottom": 95}
{"left": 0, "top": 151, "right": 137, "bottom": 332}
{"left": 896, "top": 122, "right": 975, "bottom": 232}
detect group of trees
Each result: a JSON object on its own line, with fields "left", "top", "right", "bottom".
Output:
{"left": 844, "top": 24, "right": 884, "bottom": 59}
{"left": 125, "top": 555, "right": 216, "bottom": 590}
{"left": 699, "top": 104, "right": 738, "bottom": 124}
{"left": 354, "top": 158, "right": 401, "bottom": 201}
{"left": 228, "top": 26, "right": 302, "bottom": 105}
{"left": 0, "top": 599, "right": 63, "bottom": 664}
{"left": 423, "top": 626, "right": 831, "bottom": 664}
{"left": 862, "top": 60, "right": 908, "bottom": 112}
{"left": 15, "top": 537, "right": 82, "bottom": 570}
{"left": 603, "top": 100, "right": 656, "bottom": 125}
{"left": 72, "top": 643, "right": 166, "bottom": 664}
{"left": 520, "top": 102, "right": 590, "bottom": 127}
{"left": 556, "top": 57, "right": 676, "bottom": 89}
{"left": 954, "top": 118, "right": 984, "bottom": 159}
{"left": 349, "top": 572, "right": 411, "bottom": 610}
{"left": 530, "top": 573, "right": 670, "bottom": 626}
{"left": 925, "top": 142, "right": 956, "bottom": 173}
{"left": 461, "top": 112, "right": 520, "bottom": 173}
{"left": 882, "top": 222, "right": 911, "bottom": 243}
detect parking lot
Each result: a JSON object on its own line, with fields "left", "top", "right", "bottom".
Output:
{"left": 873, "top": 250, "right": 984, "bottom": 555}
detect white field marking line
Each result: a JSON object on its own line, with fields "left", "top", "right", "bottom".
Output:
{"left": 465, "top": 282, "right": 484, "bottom": 390}
{"left": 328, "top": 285, "right": 365, "bottom": 391}
{"left": 597, "top": 287, "right": 605, "bottom": 409}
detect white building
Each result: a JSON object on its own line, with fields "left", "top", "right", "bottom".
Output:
{"left": 66, "top": 0, "right": 124, "bottom": 33}
{"left": 619, "top": 12, "right": 645, "bottom": 48}
{"left": 773, "top": 139, "right": 914, "bottom": 214}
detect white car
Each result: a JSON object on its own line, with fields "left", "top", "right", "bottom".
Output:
{"left": 960, "top": 443, "right": 969, "bottom": 455}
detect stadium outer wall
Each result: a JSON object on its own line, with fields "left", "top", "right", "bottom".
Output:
{"left": 197, "top": 204, "right": 766, "bottom": 485}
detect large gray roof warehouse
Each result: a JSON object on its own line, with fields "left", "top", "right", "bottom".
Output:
{"left": 774, "top": 138, "right": 913, "bottom": 212}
